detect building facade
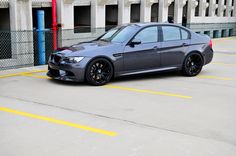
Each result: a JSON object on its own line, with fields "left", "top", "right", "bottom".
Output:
{"left": 0, "top": 0, "right": 236, "bottom": 69}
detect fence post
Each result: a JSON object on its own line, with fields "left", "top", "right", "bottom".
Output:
{"left": 37, "top": 10, "right": 46, "bottom": 65}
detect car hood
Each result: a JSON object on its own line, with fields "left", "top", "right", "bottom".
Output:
{"left": 56, "top": 41, "right": 121, "bottom": 57}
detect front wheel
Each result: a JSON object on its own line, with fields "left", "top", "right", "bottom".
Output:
{"left": 85, "top": 58, "right": 113, "bottom": 86}
{"left": 182, "top": 53, "right": 204, "bottom": 76}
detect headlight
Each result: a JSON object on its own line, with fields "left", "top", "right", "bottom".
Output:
{"left": 64, "top": 57, "right": 84, "bottom": 63}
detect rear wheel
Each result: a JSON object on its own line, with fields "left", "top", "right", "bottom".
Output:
{"left": 85, "top": 58, "right": 113, "bottom": 86}
{"left": 182, "top": 53, "right": 204, "bottom": 76}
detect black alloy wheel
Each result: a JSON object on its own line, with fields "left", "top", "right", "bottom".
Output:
{"left": 182, "top": 53, "right": 204, "bottom": 76}
{"left": 86, "top": 58, "right": 113, "bottom": 86}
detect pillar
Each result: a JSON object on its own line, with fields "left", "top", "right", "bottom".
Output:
{"left": 187, "top": 0, "right": 198, "bottom": 24}
{"left": 226, "top": 0, "right": 232, "bottom": 16}
{"left": 217, "top": 0, "right": 225, "bottom": 16}
{"left": 57, "top": 0, "right": 74, "bottom": 29}
{"left": 158, "top": 0, "right": 174, "bottom": 22}
{"left": 118, "top": 0, "right": 131, "bottom": 24}
{"left": 91, "top": 0, "right": 106, "bottom": 28}
{"left": 199, "top": 0, "right": 209, "bottom": 16}
{"left": 7, "top": 0, "right": 34, "bottom": 68}
{"left": 234, "top": 0, "right": 236, "bottom": 16}
{"left": 209, "top": 0, "right": 217, "bottom": 16}
{"left": 140, "top": 0, "right": 155, "bottom": 22}
{"left": 174, "top": 0, "right": 187, "bottom": 24}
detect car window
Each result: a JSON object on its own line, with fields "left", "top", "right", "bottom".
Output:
{"left": 181, "top": 29, "right": 189, "bottom": 40}
{"left": 162, "top": 26, "right": 181, "bottom": 41}
{"left": 134, "top": 26, "right": 158, "bottom": 44}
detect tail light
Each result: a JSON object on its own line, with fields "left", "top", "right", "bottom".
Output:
{"left": 209, "top": 39, "right": 213, "bottom": 49}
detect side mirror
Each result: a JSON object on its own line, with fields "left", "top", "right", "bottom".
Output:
{"left": 130, "top": 38, "right": 141, "bottom": 47}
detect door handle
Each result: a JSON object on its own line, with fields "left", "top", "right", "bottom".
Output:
{"left": 153, "top": 46, "right": 159, "bottom": 50}
{"left": 182, "top": 43, "right": 188, "bottom": 47}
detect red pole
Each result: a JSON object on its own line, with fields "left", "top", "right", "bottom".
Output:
{"left": 52, "top": 0, "right": 57, "bottom": 50}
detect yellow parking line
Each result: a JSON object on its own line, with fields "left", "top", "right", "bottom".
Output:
{"left": 197, "top": 75, "right": 234, "bottom": 81}
{"left": 22, "top": 73, "right": 51, "bottom": 79}
{"left": 0, "top": 70, "right": 47, "bottom": 79}
{"left": 212, "top": 62, "right": 236, "bottom": 67}
{"left": 104, "top": 85, "right": 192, "bottom": 99}
{"left": 0, "top": 106, "right": 117, "bottom": 137}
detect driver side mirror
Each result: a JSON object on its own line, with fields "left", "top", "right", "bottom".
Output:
{"left": 130, "top": 38, "right": 141, "bottom": 47}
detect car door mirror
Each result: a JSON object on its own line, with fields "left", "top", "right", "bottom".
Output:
{"left": 130, "top": 38, "right": 141, "bottom": 47}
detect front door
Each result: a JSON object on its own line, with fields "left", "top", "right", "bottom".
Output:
{"left": 123, "top": 26, "right": 161, "bottom": 72}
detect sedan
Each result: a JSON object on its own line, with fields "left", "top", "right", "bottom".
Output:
{"left": 47, "top": 23, "right": 213, "bottom": 85}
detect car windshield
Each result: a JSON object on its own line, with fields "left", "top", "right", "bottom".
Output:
{"left": 99, "top": 26, "right": 137, "bottom": 43}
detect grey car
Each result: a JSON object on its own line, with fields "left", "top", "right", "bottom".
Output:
{"left": 47, "top": 23, "right": 213, "bottom": 85}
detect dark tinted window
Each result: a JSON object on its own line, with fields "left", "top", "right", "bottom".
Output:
{"left": 134, "top": 26, "right": 158, "bottom": 43}
{"left": 162, "top": 26, "right": 181, "bottom": 41}
{"left": 181, "top": 29, "right": 189, "bottom": 40}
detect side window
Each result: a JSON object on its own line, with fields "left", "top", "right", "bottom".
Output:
{"left": 134, "top": 26, "right": 158, "bottom": 44}
{"left": 162, "top": 26, "right": 181, "bottom": 41}
{"left": 181, "top": 29, "right": 189, "bottom": 40}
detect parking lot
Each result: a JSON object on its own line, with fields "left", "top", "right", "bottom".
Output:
{"left": 0, "top": 37, "right": 236, "bottom": 156}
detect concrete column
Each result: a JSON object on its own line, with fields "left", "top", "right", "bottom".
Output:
{"left": 217, "top": 0, "right": 225, "bottom": 16}
{"left": 6, "top": 0, "right": 34, "bottom": 68}
{"left": 199, "top": 0, "right": 209, "bottom": 16}
{"left": 226, "top": 0, "right": 232, "bottom": 16}
{"left": 174, "top": 0, "right": 187, "bottom": 24}
{"left": 209, "top": 0, "right": 217, "bottom": 16}
{"left": 118, "top": 0, "right": 131, "bottom": 24}
{"left": 91, "top": 0, "right": 106, "bottom": 28}
{"left": 158, "top": 0, "right": 174, "bottom": 22}
{"left": 187, "top": 0, "right": 198, "bottom": 24}
{"left": 234, "top": 0, "right": 236, "bottom": 16}
{"left": 9, "top": 0, "right": 33, "bottom": 31}
{"left": 140, "top": 0, "right": 156, "bottom": 22}
{"left": 57, "top": 0, "right": 74, "bottom": 29}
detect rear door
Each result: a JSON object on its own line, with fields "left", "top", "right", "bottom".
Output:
{"left": 160, "top": 26, "right": 190, "bottom": 67}
{"left": 123, "top": 26, "right": 161, "bottom": 72}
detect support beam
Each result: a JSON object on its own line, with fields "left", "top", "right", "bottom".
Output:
{"left": 217, "top": 0, "right": 225, "bottom": 16}
{"left": 174, "top": 0, "right": 187, "bottom": 24}
{"left": 158, "top": 0, "right": 174, "bottom": 22}
{"left": 209, "top": 0, "right": 217, "bottom": 16}
{"left": 199, "top": 0, "right": 209, "bottom": 16}
{"left": 91, "top": 0, "right": 106, "bottom": 28}
{"left": 226, "top": 0, "right": 232, "bottom": 16}
{"left": 187, "top": 0, "right": 198, "bottom": 24}
{"left": 140, "top": 0, "right": 153, "bottom": 22}
{"left": 118, "top": 0, "right": 131, "bottom": 24}
{"left": 234, "top": 0, "right": 236, "bottom": 16}
{"left": 57, "top": 0, "right": 74, "bottom": 29}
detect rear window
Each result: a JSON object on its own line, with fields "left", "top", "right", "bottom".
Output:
{"left": 162, "top": 26, "right": 181, "bottom": 41}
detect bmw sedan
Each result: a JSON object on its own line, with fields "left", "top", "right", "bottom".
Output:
{"left": 47, "top": 23, "right": 213, "bottom": 85}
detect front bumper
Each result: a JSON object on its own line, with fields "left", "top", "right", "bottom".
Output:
{"left": 47, "top": 58, "right": 90, "bottom": 82}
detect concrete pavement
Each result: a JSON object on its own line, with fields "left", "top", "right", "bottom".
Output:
{"left": 0, "top": 37, "right": 236, "bottom": 156}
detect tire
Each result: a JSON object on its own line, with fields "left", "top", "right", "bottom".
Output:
{"left": 85, "top": 58, "right": 113, "bottom": 86}
{"left": 182, "top": 52, "right": 204, "bottom": 76}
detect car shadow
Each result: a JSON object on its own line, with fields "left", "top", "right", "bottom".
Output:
{"left": 110, "top": 71, "right": 182, "bottom": 84}
{"left": 47, "top": 71, "right": 184, "bottom": 86}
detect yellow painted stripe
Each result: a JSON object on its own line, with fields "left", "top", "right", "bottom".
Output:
{"left": 197, "top": 75, "right": 234, "bottom": 81}
{"left": 104, "top": 85, "right": 192, "bottom": 99}
{"left": 22, "top": 73, "right": 51, "bottom": 79}
{"left": 0, "top": 106, "right": 117, "bottom": 137}
{"left": 212, "top": 62, "right": 236, "bottom": 67}
{"left": 0, "top": 70, "right": 47, "bottom": 79}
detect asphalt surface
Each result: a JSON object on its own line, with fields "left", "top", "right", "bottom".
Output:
{"left": 0, "top": 37, "right": 236, "bottom": 156}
